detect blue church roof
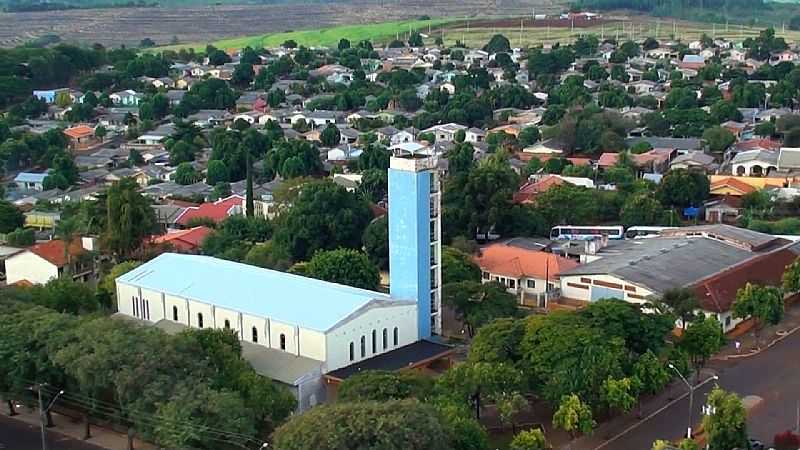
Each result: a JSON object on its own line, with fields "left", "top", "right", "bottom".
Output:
{"left": 117, "top": 253, "right": 399, "bottom": 332}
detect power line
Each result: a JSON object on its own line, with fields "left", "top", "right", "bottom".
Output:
{"left": 29, "top": 381, "right": 265, "bottom": 446}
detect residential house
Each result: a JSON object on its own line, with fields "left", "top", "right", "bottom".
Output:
{"left": 5, "top": 239, "right": 95, "bottom": 285}
{"left": 422, "top": 123, "right": 467, "bottom": 142}
{"left": 475, "top": 242, "right": 579, "bottom": 308}
{"left": 63, "top": 125, "right": 97, "bottom": 150}
{"left": 150, "top": 226, "right": 212, "bottom": 253}
{"left": 14, "top": 172, "right": 48, "bottom": 191}
{"left": 174, "top": 195, "right": 245, "bottom": 227}
{"left": 110, "top": 90, "right": 143, "bottom": 106}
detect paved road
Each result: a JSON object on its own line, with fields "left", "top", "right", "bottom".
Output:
{"left": 597, "top": 331, "right": 800, "bottom": 449}
{"left": 0, "top": 415, "right": 105, "bottom": 450}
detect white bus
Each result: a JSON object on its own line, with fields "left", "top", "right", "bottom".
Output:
{"left": 550, "top": 225, "right": 624, "bottom": 241}
{"left": 624, "top": 226, "right": 677, "bottom": 240}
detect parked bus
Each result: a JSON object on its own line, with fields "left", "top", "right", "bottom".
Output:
{"left": 549, "top": 225, "right": 624, "bottom": 241}
{"left": 624, "top": 226, "right": 677, "bottom": 240}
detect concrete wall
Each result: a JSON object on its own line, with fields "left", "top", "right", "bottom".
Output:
{"left": 5, "top": 251, "right": 58, "bottom": 285}
{"left": 559, "top": 274, "right": 654, "bottom": 304}
{"left": 325, "top": 303, "right": 417, "bottom": 373}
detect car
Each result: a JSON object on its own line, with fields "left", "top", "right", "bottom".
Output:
{"left": 748, "top": 438, "right": 765, "bottom": 450}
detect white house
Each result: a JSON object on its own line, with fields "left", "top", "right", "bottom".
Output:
{"left": 5, "top": 238, "right": 92, "bottom": 285}
{"left": 115, "top": 253, "right": 419, "bottom": 410}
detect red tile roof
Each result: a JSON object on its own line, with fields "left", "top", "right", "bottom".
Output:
{"left": 514, "top": 175, "right": 565, "bottom": 204}
{"left": 735, "top": 138, "right": 781, "bottom": 152}
{"left": 63, "top": 125, "right": 95, "bottom": 140}
{"left": 597, "top": 152, "right": 619, "bottom": 168}
{"left": 474, "top": 244, "right": 579, "bottom": 281}
{"left": 151, "top": 226, "right": 212, "bottom": 252}
{"left": 175, "top": 195, "right": 244, "bottom": 226}
{"left": 710, "top": 177, "right": 757, "bottom": 196}
{"left": 29, "top": 239, "right": 84, "bottom": 267}
{"left": 693, "top": 245, "right": 799, "bottom": 313}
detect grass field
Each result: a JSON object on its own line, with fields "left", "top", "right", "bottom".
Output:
{"left": 437, "top": 17, "right": 800, "bottom": 48}
{"left": 154, "top": 17, "right": 456, "bottom": 51}
{"left": 152, "top": 12, "right": 800, "bottom": 53}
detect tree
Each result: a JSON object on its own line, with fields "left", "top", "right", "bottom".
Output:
{"left": 338, "top": 371, "right": 433, "bottom": 402}
{"left": 680, "top": 315, "right": 724, "bottom": 380}
{"left": 0, "top": 201, "right": 24, "bottom": 233}
{"left": 518, "top": 126, "right": 541, "bottom": 147}
{"left": 205, "top": 160, "right": 229, "bottom": 186}
{"left": 782, "top": 257, "right": 800, "bottom": 293}
{"left": 98, "top": 261, "right": 141, "bottom": 305}
{"left": 436, "top": 361, "right": 524, "bottom": 420}
{"left": 231, "top": 63, "right": 254, "bottom": 87}
{"left": 273, "top": 180, "right": 372, "bottom": 261}
{"left": 509, "top": 428, "right": 547, "bottom": 450}
{"left": 468, "top": 318, "right": 526, "bottom": 364}
{"left": 484, "top": 34, "right": 511, "bottom": 54}
{"left": 601, "top": 376, "right": 638, "bottom": 414}
{"left": 272, "top": 399, "right": 451, "bottom": 450}
{"left": 552, "top": 394, "right": 594, "bottom": 438}
{"left": 320, "top": 124, "right": 341, "bottom": 147}
{"left": 702, "top": 126, "right": 735, "bottom": 153}
{"left": 28, "top": 277, "right": 100, "bottom": 314}
{"left": 656, "top": 169, "right": 710, "bottom": 209}
{"left": 408, "top": 32, "right": 424, "bottom": 47}
{"left": 174, "top": 162, "right": 200, "bottom": 185}
{"left": 245, "top": 153, "right": 254, "bottom": 218}
{"left": 305, "top": 248, "right": 380, "bottom": 290}
{"left": 633, "top": 350, "right": 670, "bottom": 400}
{"left": 264, "top": 139, "right": 322, "bottom": 180}
{"left": 755, "top": 120, "right": 776, "bottom": 138}
{"left": 104, "top": 178, "right": 155, "bottom": 257}
{"left": 702, "top": 387, "right": 749, "bottom": 450}
{"left": 442, "top": 246, "right": 480, "bottom": 284}
{"left": 650, "top": 287, "right": 700, "bottom": 330}
{"left": 621, "top": 193, "right": 668, "bottom": 228}
{"left": 732, "top": 283, "right": 784, "bottom": 348}
{"left": 128, "top": 149, "right": 144, "bottom": 166}
{"left": 338, "top": 38, "right": 351, "bottom": 50}
{"left": 652, "top": 439, "right": 698, "bottom": 450}
{"left": 362, "top": 216, "right": 389, "bottom": 270}
{"left": 442, "top": 281, "right": 519, "bottom": 337}
{"left": 6, "top": 228, "right": 35, "bottom": 246}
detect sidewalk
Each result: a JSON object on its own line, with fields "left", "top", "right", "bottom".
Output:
{"left": 714, "top": 300, "right": 800, "bottom": 360}
{"left": 1, "top": 404, "right": 157, "bottom": 450}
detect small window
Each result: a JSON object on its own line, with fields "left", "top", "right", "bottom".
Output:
{"left": 372, "top": 329, "right": 377, "bottom": 354}
{"left": 224, "top": 319, "right": 230, "bottom": 329}
{"left": 132, "top": 297, "right": 138, "bottom": 317}
{"left": 197, "top": 313, "right": 204, "bottom": 328}
{"left": 172, "top": 306, "right": 178, "bottom": 321}
{"left": 725, "top": 316, "right": 731, "bottom": 327}
{"left": 393, "top": 327, "right": 399, "bottom": 346}
{"left": 527, "top": 280, "right": 535, "bottom": 289}
{"left": 482, "top": 271, "right": 490, "bottom": 280}
{"left": 252, "top": 327, "right": 258, "bottom": 343}
{"left": 360, "top": 336, "right": 366, "bottom": 358}
{"left": 279, "top": 334, "right": 286, "bottom": 351}
{"left": 509, "top": 279, "right": 516, "bottom": 289}
{"left": 382, "top": 328, "right": 388, "bottom": 350}
{"left": 144, "top": 300, "right": 149, "bottom": 320}
{"left": 349, "top": 342, "right": 355, "bottom": 361}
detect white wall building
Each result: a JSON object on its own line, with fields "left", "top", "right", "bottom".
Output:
{"left": 116, "top": 253, "right": 419, "bottom": 410}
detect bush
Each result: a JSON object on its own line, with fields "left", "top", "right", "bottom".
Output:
{"left": 6, "top": 227, "right": 35, "bottom": 246}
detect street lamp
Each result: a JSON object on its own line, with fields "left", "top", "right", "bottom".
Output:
{"left": 31, "top": 384, "right": 64, "bottom": 450}
{"left": 668, "top": 363, "right": 718, "bottom": 439}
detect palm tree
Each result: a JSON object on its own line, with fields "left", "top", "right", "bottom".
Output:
{"left": 55, "top": 217, "right": 80, "bottom": 277}
{"left": 648, "top": 287, "right": 700, "bottom": 330}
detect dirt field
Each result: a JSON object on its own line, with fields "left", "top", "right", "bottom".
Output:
{"left": 0, "top": 0, "right": 569, "bottom": 48}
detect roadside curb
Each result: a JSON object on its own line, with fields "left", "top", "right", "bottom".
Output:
{"left": 716, "top": 323, "right": 800, "bottom": 360}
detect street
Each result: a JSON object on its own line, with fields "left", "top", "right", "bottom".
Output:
{"left": 0, "top": 415, "right": 105, "bottom": 450}
{"left": 593, "top": 330, "right": 800, "bottom": 449}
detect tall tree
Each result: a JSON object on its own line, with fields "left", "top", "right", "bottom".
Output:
{"left": 305, "top": 248, "right": 380, "bottom": 290}
{"left": 732, "top": 283, "right": 784, "bottom": 348}
{"left": 680, "top": 316, "right": 724, "bottom": 381}
{"left": 649, "top": 287, "right": 700, "bottom": 330}
{"left": 702, "top": 387, "right": 749, "bottom": 450}
{"left": 552, "top": 394, "right": 595, "bottom": 438}
{"left": 442, "top": 281, "right": 519, "bottom": 337}
{"left": 245, "top": 152, "right": 254, "bottom": 218}
{"left": 104, "top": 178, "right": 155, "bottom": 257}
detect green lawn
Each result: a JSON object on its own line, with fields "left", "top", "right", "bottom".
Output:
{"left": 154, "top": 17, "right": 456, "bottom": 51}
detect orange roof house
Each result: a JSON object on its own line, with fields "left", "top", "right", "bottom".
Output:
{"left": 709, "top": 177, "right": 758, "bottom": 197}
{"left": 63, "top": 125, "right": 97, "bottom": 150}
{"left": 513, "top": 175, "right": 566, "bottom": 204}
{"left": 474, "top": 243, "right": 579, "bottom": 285}
{"left": 175, "top": 195, "right": 244, "bottom": 227}
{"left": 5, "top": 239, "right": 87, "bottom": 285}
{"left": 150, "top": 226, "right": 212, "bottom": 253}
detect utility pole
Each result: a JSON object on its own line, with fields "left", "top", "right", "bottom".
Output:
{"left": 38, "top": 387, "right": 47, "bottom": 450}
